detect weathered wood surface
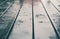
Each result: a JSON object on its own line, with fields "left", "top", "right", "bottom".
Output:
{"left": 0, "top": 0, "right": 60, "bottom": 39}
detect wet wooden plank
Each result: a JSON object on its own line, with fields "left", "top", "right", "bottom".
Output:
{"left": 0, "top": 0, "right": 20, "bottom": 39}
{"left": 41, "top": 0, "right": 60, "bottom": 38}
{"left": 34, "top": 1, "right": 58, "bottom": 39}
{"left": 9, "top": 3, "right": 32, "bottom": 39}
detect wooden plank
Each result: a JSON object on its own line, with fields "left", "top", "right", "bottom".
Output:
{"left": 41, "top": 0, "right": 60, "bottom": 38}
{"left": 50, "top": 0, "right": 60, "bottom": 11}
{"left": 0, "top": 0, "right": 20, "bottom": 39}
{"left": 34, "top": 1, "right": 58, "bottom": 39}
{"left": 9, "top": 2, "right": 32, "bottom": 39}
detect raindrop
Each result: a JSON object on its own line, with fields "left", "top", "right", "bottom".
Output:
{"left": 53, "top": 19, "right": 55, "bottom": 21}
{"left": 39, "top": 21, "right": 43, "bottom": 23}
{"left": 36, "top": 14, "right": 45, "bottom": 18}
{"left": 36, "top": 14, "right": 39, "bottom": 18}
{"left": 47, "top": 0, "right": 51, "bottom": 3}
{"left": 58, "top": 5, "right": 60, "bottom": 7}
{"left": 18, "top": 20, "right": 23, "bottom": 23}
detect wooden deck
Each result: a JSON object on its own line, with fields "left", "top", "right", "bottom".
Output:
{"left": 0, "top": 0, "right": 60, "bottom": 39}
